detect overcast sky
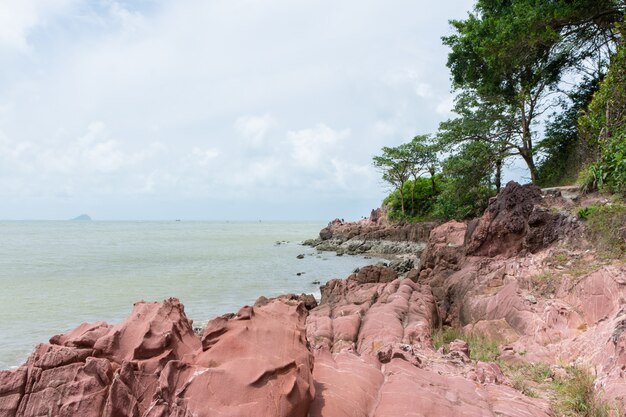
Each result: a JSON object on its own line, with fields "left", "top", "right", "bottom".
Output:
{"left": 0, "top": 0, "right": 491, "bottom": 221}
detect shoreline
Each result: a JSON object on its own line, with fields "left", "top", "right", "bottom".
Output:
{"left": 3, "top": 183, "right": 626, "bottom": 416}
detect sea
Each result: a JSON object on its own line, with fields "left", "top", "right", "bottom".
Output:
{"left": 0, "top": 221, "right": 381, "bottom": 370}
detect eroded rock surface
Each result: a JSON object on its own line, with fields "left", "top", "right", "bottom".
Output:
{"left": 306, "top": 275, "right": 553, "bottom": 417}
{"left": 465, "top": 181, "right": 579, "bottom": 257}
{"left": 418, "top": 182, "right": 626, "bottom": 408}
{"left": 304, "top": 208, "right": 435, "bottom": 258}
{"left": 0, "top": 298, "right": 315, "bottom": 417}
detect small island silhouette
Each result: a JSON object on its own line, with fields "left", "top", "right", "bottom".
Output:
{"left": 70, "top": 214, "right": 92, "bottom": 221}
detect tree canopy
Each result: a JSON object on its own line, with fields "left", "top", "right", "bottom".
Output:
{"left": 373, "top": 0, "right": 625, "bottom": 221}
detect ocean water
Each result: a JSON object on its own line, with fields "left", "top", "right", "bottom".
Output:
{"left": 0, "top": 221, "right": 380, "bottom": 370}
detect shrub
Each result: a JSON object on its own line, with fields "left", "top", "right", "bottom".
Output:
{"left": 585, "top": 203, "right": 626, "bottom": 256}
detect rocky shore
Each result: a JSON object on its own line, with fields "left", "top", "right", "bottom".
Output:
{"left": 303, "top": 208, "right": 436, "bottom": 272}
{"left": 2, "top": 181, "right": 626, "bottom": 416}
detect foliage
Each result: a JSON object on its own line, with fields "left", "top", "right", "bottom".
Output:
{"left": 584, "top": 203, "right": 626, "bottom": 256}
{"left": 373, "top": 136, "right": 441, "bottom": 217}
{"left": 431, "top": 327, "right": 499, "bottom": 362}
{"left": 443, "top": 0, "right": 624, "bottom": 184}
{"left": 432, "top": 141, "right": 496, "bottom": 220}
{"left": 438, "top": 91, "right": 517, "bottom": 191}
{"left": 579, "top": 35, "right": 626, "bottom": 194}
{"left": 537, "top": 78, "right": 601, "bottom": 187}
{"left": 373, "top": 146, "right": 412, "bottom": 215}
{"left": 374, "top": 2, "right": 625, "bottom": 224}
{"left": 553, "top": 367, "right": 619, "bottom": 417}
{"left": 577, "top": 205, "right": 600, "bottom": 220}
{"left": 383, "top": 177, "right": 440, "bottom": 221}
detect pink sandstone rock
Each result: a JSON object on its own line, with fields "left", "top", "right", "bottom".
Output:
{"left": 318, "top": 212, "right": 436, "bottom": 244}
{"left": 0, "top": 298, "right": 314, "bottom": 417}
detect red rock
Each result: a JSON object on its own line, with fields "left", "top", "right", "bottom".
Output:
{"left": 318, "top": 212, "right": 435, "bottom": 244}
{"left": 347, "top": 265, "right": 397, "bottom": 284}
{"left": 0, "top": 298, "right": 314, "bottom": 417}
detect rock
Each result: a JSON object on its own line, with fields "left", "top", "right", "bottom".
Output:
{"left": 306, "top": 274, "right": 552, "bottom": 416}
{"left": 311, "top": 211, "right": 435, "bottom": 257}
{"left": 348, "top": 265, "right": 397, "bottom": 284}
{"left": 297, "top": 254, "right": 305, "bottom": 259}
{"left": 465, "top": 181, "right": 580, "bottom": 257}
{"left": 0, "top": 298, "right": 315, "bottom": 417}
{"left": 389, "top": 257, "right": 414, "bottom": 274}
{"left": 255, "top": 293, "right": 318, "bottom": 311}
{"left": 449, "top": 339, "right": 470, "bottom": 358}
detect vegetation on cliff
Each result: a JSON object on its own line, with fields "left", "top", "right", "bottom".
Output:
{"left": 374, "top": 0, "right": 625, "bottom": 221}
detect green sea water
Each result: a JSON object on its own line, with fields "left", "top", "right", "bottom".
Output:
{"left": 0, "top": 221, "right": 379, "bottom": 369}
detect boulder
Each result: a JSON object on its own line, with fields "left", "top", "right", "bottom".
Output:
{"left": 0, "top": 298, "right": 315, "bottom": 417}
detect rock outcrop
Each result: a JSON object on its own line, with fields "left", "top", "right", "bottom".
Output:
{"left": 304, "top": 208, "right": 435, "bottom": 258}
{"left": 418, "top": 181, "right": 626, "bottom": 408}
{"left": 0, "top": 298, "right": 314, "bottom": 417}
{"left": 465, "top": 182, "right": 579, "bottom": 257}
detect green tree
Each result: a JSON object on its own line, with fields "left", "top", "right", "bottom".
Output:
{"left": 579, "top": 26, "right": 626, "bottom": 193}
{"left": 406, "top": 135, "right": 439, "bottom": 198}
{"left": 373, "top": 146, "right": 412, "bottom": 215}
{"left": 435, "top": 141, "right": 496, "bottom": 220}
{"left": 443, "top": 0, "right": 624, "bottom": 183}
{"left": 536, "top": 77, "right": 601, "bottom": 186}
{"left": 438, "top": 91, "right": 518, "bottom": 191}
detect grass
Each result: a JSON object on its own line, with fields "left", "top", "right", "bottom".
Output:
{"left": 433, "top": 327, "right": 622, "bottom": 415}
{"left": 500, "top": 361, "right": 553, "bottom": 399}
{"left": 585, "top": 203, "right": 626, "bottom": 258}
{"left": 530, "top": 271, "right": 560, "bottom": 296}
{"left": 432, "top": 326, "right": 499, "bottom": 362}
{"left": 552, "top": 367, "right": 621, "bottom": 417}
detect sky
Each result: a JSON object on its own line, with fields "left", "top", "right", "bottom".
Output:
{"left": 0, "top": 0, "right": 519, "bottom": 221}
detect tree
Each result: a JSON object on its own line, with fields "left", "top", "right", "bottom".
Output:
{"left": 438, "top": 91, "right": 518, "bottom": 191}
{"left": 373, "top": 146, "right": 412, "bottom": 215}
{"left": 536, "top": 76, "right": 601, "bottom": 186}
{"left": 408, "top": 135, "right": 440, "bottom": 194}
{"left": 442, "top": 0, "right": 625, "bottom": 183}
{"left": 435, "top": 141, "right": 496, "bottom": 220}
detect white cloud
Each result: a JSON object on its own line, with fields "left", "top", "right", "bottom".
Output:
{"left": 190, "top": 147, "right": 220, "bottom": 166}
{"left": 234, "top": 113, "right": 277, "bottom": 147}
{"left": 0, "top": 0, "right": 74, "bottom": 52}
{"left": 287, "top": 124, "right": 350, "bottom": 168}
{"left": 0, "top": 0, "right": 478, "bottom": 219}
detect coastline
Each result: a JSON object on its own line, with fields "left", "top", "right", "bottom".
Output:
{"left": 3, "top": 183, "right": 626, "bottom": 416}
{"left": 0, "top": 221, "right": 379, "bottom": 371}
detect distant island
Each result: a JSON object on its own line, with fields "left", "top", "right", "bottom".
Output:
{"left": 70, "top": 214, "right": 92, "bottom": 221}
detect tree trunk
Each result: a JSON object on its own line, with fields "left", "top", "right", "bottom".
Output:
{"left": 429, "top": 166, "right": 437, "bottom": 195}
{"left": 520, "top": 101, "right": 539, "bottom": 183}
{"left": 495, "top": 159, "right": 502, "bottom": 192}
{"left": 520, "top": 151, "right": 539, "bottom": 183}
{"left": 399, "top": 186, "right": 405, "bottom": 215}
{"left": 410, "top": 175, "right": 417, "bottom": 215}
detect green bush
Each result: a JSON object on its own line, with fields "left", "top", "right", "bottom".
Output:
{"left": 432, "top": 183, "right": 494, "bottom": 220}
{"left": 383, "top": 177, "right": 439, "bottom": 221}
{"left": 577, "top": 205, "right": 600, "bottom": 220}
{"left": 579, "top": 35, "right": 626, "bottom": 195}
{"left": 585, "top": 203, "right": 626, "bottom": 256}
